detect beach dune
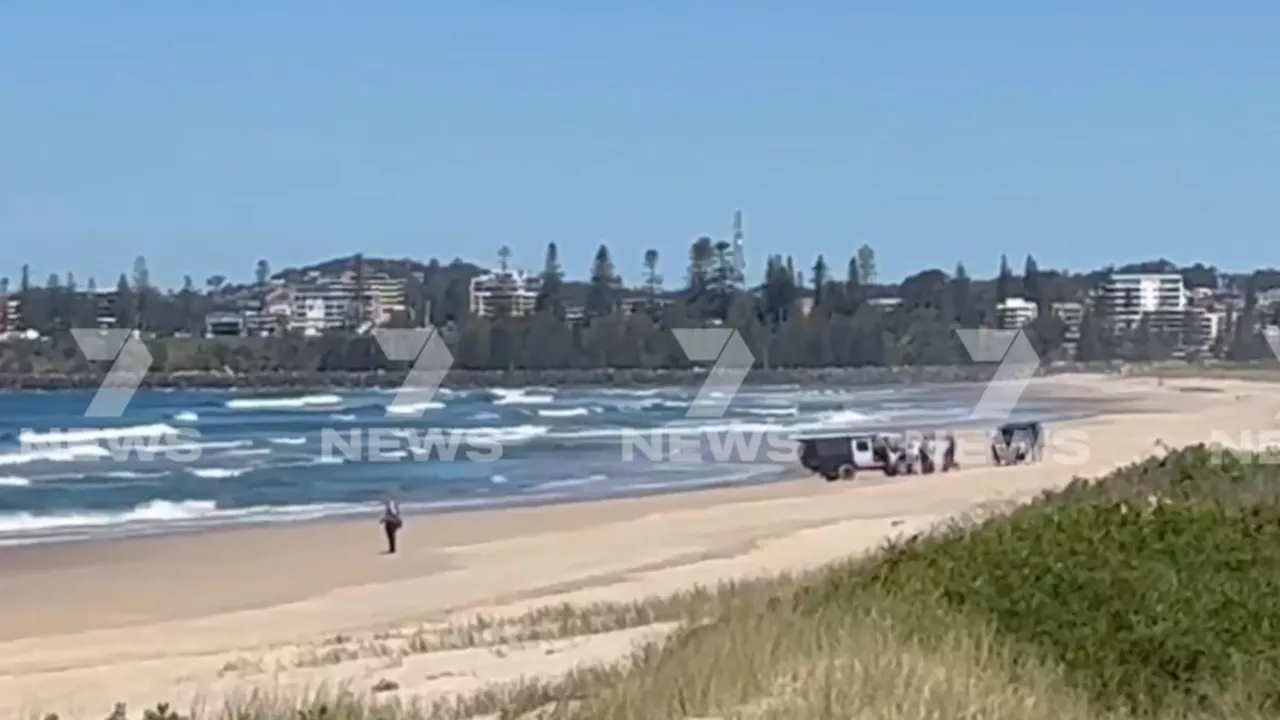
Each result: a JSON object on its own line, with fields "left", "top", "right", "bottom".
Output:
{"left": 0, "top": 374, "right": 1274, "bottom": 718}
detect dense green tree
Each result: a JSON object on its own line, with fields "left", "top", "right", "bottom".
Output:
{"left": 1023, "top": 254, "right": 1042, "bottom": 311}
{"left": 995, "top": 254, "right": 1013, "bottom": 303}
{"left": 3, "top": 250, "right": 1269, "bottom": 374}
{"left": 535, "top": 242, "right": 564, "bottom": 318}
{"left": 810, "top": 255, "right": 829, "bottom": 310}
{"left": 642, "top": 249, "right": 661, "bottom": 307}
{"left": 585, "top": 244, "right": 618, "bottom": 318}
{"left": 855, "top": 245, "right": 877, "bottom": 285}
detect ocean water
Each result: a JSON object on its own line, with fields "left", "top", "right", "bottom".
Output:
{"left": 0, "top": 384, "right": 1074, "bottom": 545}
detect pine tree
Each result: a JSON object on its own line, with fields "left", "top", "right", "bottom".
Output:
{"left": 996, "top": 255, "right": 1012, "bottom": 303}
{"left": 586, "top": 244, "right": 618, "bottom": 318}
{"left": 535, "top": 242, "right": 564, "bottom": 317}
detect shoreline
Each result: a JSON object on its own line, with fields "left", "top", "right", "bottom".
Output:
{"left": 0, "top": 465, "right": 796, "bottom": 550}
{"left": 0, "top": 402, "right": 1107, "bottom": 549}
{"left": 0, "top": 374, "right": 1269, "bottom": 716}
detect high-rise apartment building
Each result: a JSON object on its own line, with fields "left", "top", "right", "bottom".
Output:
{"left": 1099, "top": 273, "right": 1187, "bottom": 333}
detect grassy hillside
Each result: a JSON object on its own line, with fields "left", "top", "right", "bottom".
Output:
{"left": 59, "top": 444, "right": 1280, "bottom": 720}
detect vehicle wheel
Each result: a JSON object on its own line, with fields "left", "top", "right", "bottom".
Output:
{"left": 837, "top": 464, "right": 856, "bottom": 481}
{"left": 822, "top": 471, "right": 839, "bottom": 482}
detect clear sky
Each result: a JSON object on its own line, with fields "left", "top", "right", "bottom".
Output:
{"left": 1, "top": 2, "right": 1277, "bottom": 289}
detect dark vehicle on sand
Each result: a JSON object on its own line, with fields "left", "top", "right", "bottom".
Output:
{"left": 797, "top": 433, "right": 909, "bottom": 481}
{"left": 991, "top": 421, "right": 1045, "bottom": 466}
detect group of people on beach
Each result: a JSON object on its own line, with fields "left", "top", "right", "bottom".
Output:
{"left": 895, "top": 432, "right": 960, "bottom": 475}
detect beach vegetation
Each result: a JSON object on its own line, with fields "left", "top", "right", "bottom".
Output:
{"left": 46, "top": 444, "right": 1280, "bottom": 719}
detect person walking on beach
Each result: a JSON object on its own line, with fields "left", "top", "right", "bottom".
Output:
{"left": 381, "top": 499, "right": 403, "bottom": 554}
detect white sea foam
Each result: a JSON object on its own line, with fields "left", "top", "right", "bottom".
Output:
{"left": 532, "top": 473, "right": 608, "bottom": 491}
{"left": 0, "top": 476, "right": 30, "bottom": 487}
{"left": 491, "top": 389, "right": 554, "bottom": 406}
{"left": 0, "top": 445, "right": 112, "bottom": 466}
{"left": 0, "top": 499, "right": 369, "bottom": 538}
{"left": 462, "top": 424, "right": 551, "bottom": 444}
{"left": 103, "top": 470, "right": 172, "bottom": 480}
{"left": 0, "top": 499, "right": 220, "bottom": 533}
{"left": 225, "top": 394, "right": 343, "bottom": 410}
{"left": 222, "top": 448, "right": 272, "bottom": 458}
{"left": 536, "top": 407, "right": 594, "bottom": 418}
{"left": 268, "top": 436, "right": 307, "bottom": 446}
{"left": 18, "top": 423, "right": 182, "bottom": 447}
{"left": 385, "top": 400, "right": 446, "bottom": 415}
{"left": 172, "top": 410, "right": 200, "bottom": 423}
{"left": 735, "top": 406, "right": 799, "bottom": 417}
{"left": 186, "top": 467, "right": 253, "bottom": 479}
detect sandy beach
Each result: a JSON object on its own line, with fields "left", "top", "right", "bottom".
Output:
{"left": 0, "top": 374, "right": 1275, "bottom": 719}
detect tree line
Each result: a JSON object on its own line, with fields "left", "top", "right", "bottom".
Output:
{"left": 2, "top": 244, "right": 1279, "bottom": 375}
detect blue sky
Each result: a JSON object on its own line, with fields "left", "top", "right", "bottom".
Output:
{"left": 1, "top": 2, "right": 1277, "bottom": 288}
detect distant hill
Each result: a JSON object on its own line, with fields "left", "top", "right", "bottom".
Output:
{"left": 272, "top": 255, "right": 486, "bottom": 282}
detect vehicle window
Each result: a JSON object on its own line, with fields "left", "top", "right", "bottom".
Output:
{"left": 814, "top": 437, "right": 849, "bottom": 455}
{"left": 855, "top": 440, "right": 870, "bottom": 452}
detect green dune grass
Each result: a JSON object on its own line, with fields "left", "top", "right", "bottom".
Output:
{"left": 48, "top": 444, "right": 1280, "bottom": 720}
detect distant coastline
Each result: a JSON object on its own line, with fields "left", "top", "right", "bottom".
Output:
{"left": 0, "top": 360, "right": 1180, "bottom": 392}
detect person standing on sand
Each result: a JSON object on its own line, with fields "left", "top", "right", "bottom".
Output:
{"left": 381, "top": 499, "right": 403, "bottom": 554}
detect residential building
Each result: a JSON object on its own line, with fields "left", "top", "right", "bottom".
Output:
{"left": 1099, "top": 273, "right": 1187, "bottom": 333}
{"left": 91, "top": 291, "right": 121, "bottom": 329}
{"left": 1051, "top": 301, "right": 1084, "bottom": 356}
{"left": 865, "top": 297, "right": 902, "bottom": 310}
{"left": 298, "top": 269, "right": 407, "bottom": 326}
{"left": 290, "top": 282, "right": 355, "bottom": 334}
{"left": 205, "top": 312, "right": 247, "bottom": 337}
{"left": 1051, "top": 301, "right": 1084, "bottom": 333}
{"left": 470, "top": 269, "right": 540, "bottom": 318}
{"left": 562, "top": 304, "right": 586, "bottom": 324}
{"left": 246, "top": 286, "right": 295, "bottom": 335}
{"left": 996, "top": 297, "right": 1038, "bottom": 330}
{"left": 0, "top": 295, "right": 21, "bottom": 333}
{"left": 1257, "top": 288, "right": 1280, "bottom": 310}
{"left": 1186, "top": 308, "right": 1226, "bottom": 354}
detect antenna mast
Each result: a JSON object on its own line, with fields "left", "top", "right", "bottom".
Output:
{"left": 731, "top": 210, "right": 745, "bottom": 284}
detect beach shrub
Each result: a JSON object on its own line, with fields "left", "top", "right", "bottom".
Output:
{"left": 803, "top": 446, "right": 1280, "bottom": 715}
{"left": 60, "top": 445, "right": 1280, "bottom": 719}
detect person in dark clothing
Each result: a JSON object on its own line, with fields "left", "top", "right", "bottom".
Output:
{"left": 943, "top": 433, "right": 958, "bottom": 472}
{"left": 381, "top": 499, "right": 402, "bottom": 554}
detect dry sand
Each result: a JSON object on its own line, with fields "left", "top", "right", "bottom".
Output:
{"left": 0, "top": 374, "right": 1276, "bottom": 719}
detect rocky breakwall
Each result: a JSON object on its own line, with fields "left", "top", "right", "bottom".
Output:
{"left": 0, "top": 361, "right": 1132, "bottom": 392}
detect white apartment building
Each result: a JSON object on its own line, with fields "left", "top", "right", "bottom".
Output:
{"left": 0, "top": 296, "right": 21, "bottom": 333}
{"left": 290, "top": 283, "right": 355, "bottom": 334}
{"left": 1099, "top": 273, "right": 1187, "bottom": 332}
{"left": 996, "top": 297, "right": 1038, "bottom": 329}
{"left": 470, "top": 269, "right": 540, "bottom": 318}
{"left": 297, "top": 270, "right": 407, "bottom": 326}
{"left": 1193, "top": 309, "right": 1225, "bottom": 352}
